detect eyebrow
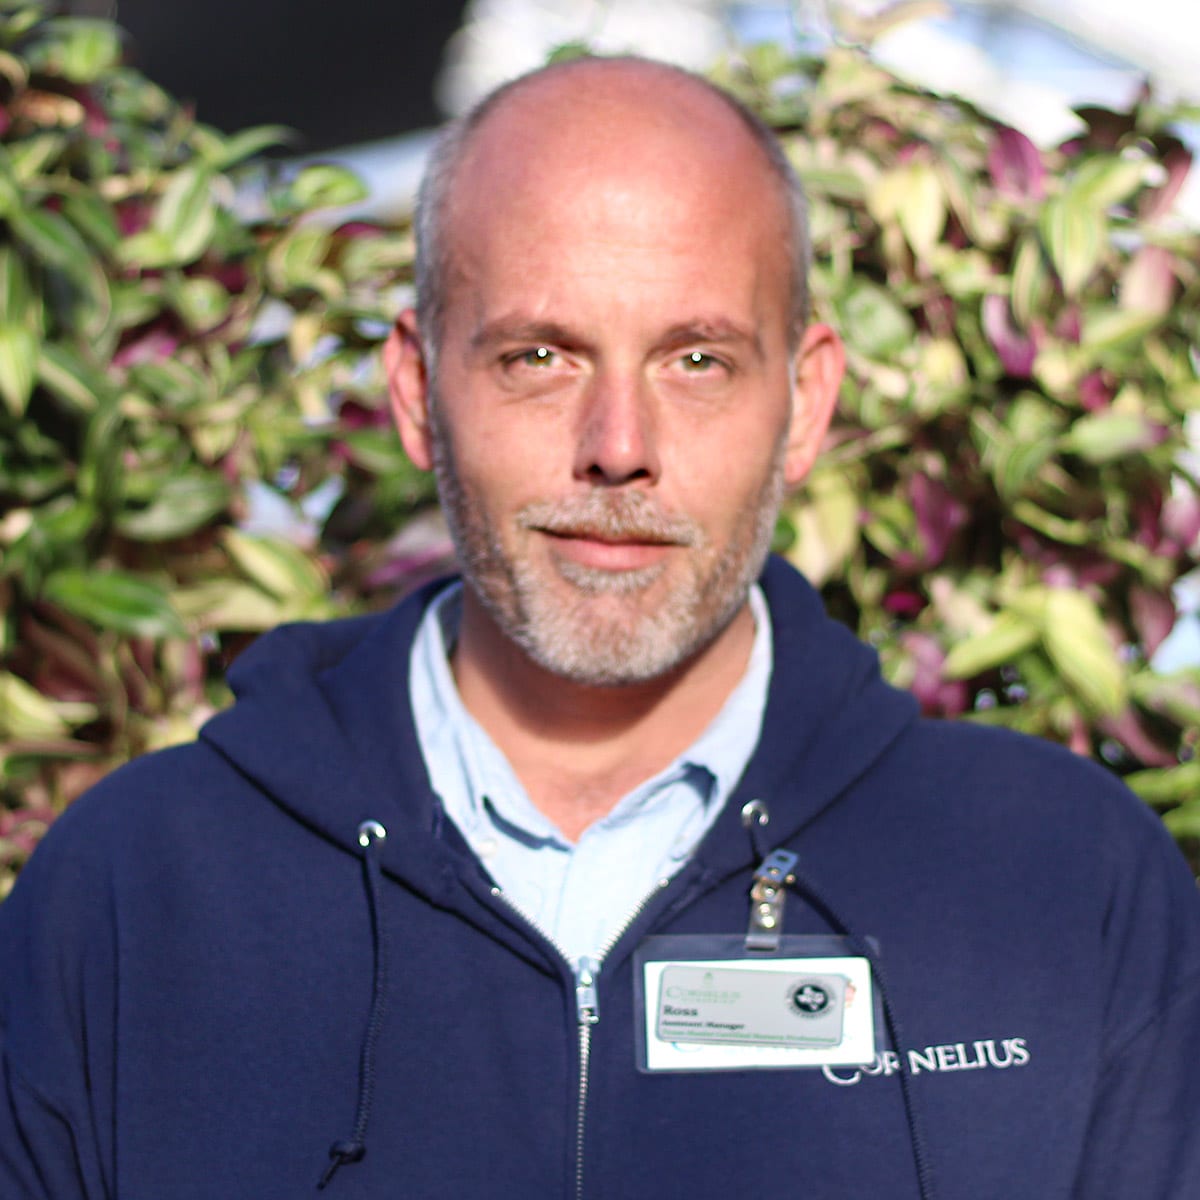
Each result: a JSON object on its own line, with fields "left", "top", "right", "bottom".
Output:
{"left": 655, "top": 320, "right": 763, "bottom": 359}
{"left": 469, "top": 316, "right": 764, "bottom": 358}
{"left": 469, "top": 319, "right": 582, "bottom": 354}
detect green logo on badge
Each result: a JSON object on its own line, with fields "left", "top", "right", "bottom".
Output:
{"left": 790, "top": 981, "right": 831, "bottom": 1017}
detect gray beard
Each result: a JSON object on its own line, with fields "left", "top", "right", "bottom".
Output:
{"left": 430, "top": 408, "right": 784, "bottom": 686}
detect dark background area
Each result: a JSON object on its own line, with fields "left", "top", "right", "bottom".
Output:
{"left": 87, "top": 1, "right": 470, "bottom": 149}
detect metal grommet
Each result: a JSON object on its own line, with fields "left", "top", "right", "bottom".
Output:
{"left": 357, "top": 819, "right": 388, "bottom": 847}
{"left": 740, "top": 800, "right": 770, "bottom": 829}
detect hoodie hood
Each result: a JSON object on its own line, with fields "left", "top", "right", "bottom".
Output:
{"left": 705, "top": 556, "right": 919, "bottom": 862}
{"left": 200, "top": 556, "right": 919, "bottom": 878}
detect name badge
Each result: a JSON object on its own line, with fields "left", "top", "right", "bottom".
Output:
{"left": 635, "top": 935, "right": 878, "bottom": 1072}
{"left": 657, "top": 964, "right": 850, "bottom": 1047}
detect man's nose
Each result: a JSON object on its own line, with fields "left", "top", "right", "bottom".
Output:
{"left": 572, "top": 370, "right": 660, "bottom": 486}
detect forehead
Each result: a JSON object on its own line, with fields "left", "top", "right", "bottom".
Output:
{"left": 439, "top": 64, "right": 792, "bottom": 322}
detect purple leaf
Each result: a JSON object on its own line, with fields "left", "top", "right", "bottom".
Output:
{"left": 1054, "top": 305, "right": 1082, "bottom": 343}
{"left": 1161, "top": 488, "right": 1200, "bottom": 556}
{"left": 988, "top": 126, "right": 1045, "bottom": 202}
{"left": 900, "top": 631, "right": 969, "bottom": 716}
{"left": 1098, "top": 707, "right": 1177, "bottom": 768}
{"left": 910, "top": 471, "right": 968, "bottom": 568}
{"left": 1132, "top": 486, "right": 1172, "bottom": 550}
{"left": 1129, "top": 585, "right": 1177, "bottom": 657}
{"left": 1042, "top": 558, "right": 1120, "bottom": 588}
{"left": 982, "top": 294, "right": 1039, "bottom": 377}
{"left": 1078, "top": 369, "right": 1114, "bottom": 412}
{"left": 116, "top": 198, "right": 151, "bottom": 236}
{"left": 1073, "top": 105, "right": 1136, "bottom": 152}
{"left": 883, "top": 589, "right": 926, "bottom": 617}
{"left": 337, "top": 398, "right": 391, "bottom": 430}
{"left": 1140, "top": 145, "right": 1193, "bottom": 222}
{"left": 112, "top": 324, "right": 179, "bottom": 367}
{"left": 67, "top": 84, "right": 111, "bottom": 138}
{"left": 334, "top": 220, "right": 381, "bottom": 240}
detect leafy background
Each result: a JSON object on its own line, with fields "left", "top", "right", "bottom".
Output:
{"left": 1, "top": 3, "right": 1198, "bottom": 896}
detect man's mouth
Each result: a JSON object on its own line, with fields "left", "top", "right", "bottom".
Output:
{"left": 536, "top": 526, "right": 682, "bottom": 547}
{"left": 516, "top": 496, "right": 701, "bottom": 572}
{"left": 519, "top": 497, "right": 698, "bottom": 545}
{"left": 537, "top": 530, "right": 677, "bottom": 573}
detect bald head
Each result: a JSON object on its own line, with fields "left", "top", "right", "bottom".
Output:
{"left": 413, "top": 56, "right": 810, "bottom": 362}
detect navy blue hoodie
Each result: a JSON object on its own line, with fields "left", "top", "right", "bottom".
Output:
{"left": 2, "top": 558, "right": 1198, "bottom": 1198}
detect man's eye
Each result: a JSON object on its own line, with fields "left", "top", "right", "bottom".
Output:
{"left": 680, "top": 351, "right": 719, "bottom": 372}
{"left": 513, "top": 346, "right": 556, "bottom": 368}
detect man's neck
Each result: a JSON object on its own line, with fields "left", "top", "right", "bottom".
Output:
{"left": 450, "top": 592, "right": 757, "bottom": 842}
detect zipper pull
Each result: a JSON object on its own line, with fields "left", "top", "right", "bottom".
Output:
{"left": 574, "top": 956, "right": 600, "bottom": 1025}
{"left": 746, "top": 848, "right": 799, "bottom": 952}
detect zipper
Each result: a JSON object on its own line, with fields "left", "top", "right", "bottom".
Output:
{"left": 490, "top": 879, "right": 669, "bottom": 1199}
{"left": 573, "top": 956, "right": 599, "bottom": 1200}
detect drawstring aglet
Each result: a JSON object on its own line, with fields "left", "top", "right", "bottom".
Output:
{"left": 318, "top": 1139, "right": 366, "bottom": 1190}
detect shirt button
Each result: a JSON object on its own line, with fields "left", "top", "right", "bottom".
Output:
{"left": 477, "top": 837, "right": 499, "bottom": 859}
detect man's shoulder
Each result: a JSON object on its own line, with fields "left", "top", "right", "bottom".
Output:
{"left": 15, "top": 739, "right": 240, "bottom": 890}
{"left": 880, "top": 716, "right": 1186, "bottom": 880}
{"left": 890, "top": 715, "right": 1138, "bottom": 809}
{"left": 7, "top": 584, "right": 456, "bottom": 903}
{"left": 900, "top": 713, "right": 1108, "bottom": 776}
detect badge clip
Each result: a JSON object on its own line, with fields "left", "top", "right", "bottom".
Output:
{"left": 746, "top": 849, "right": 799, "bottom": 952}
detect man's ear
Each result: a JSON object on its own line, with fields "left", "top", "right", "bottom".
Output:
{"left": 783, "top": 323, "right": 844, "bottom": 487}
{"left": 384, "top": 308, "right": 434, "bottom": 471}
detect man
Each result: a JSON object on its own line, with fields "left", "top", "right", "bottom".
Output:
{"left": 1, "top": 56, "right": 1198, "bottom": 1200}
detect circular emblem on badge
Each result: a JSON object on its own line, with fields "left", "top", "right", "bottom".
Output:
{"left": 789, "top": 979, "right": 831, "bottom": 1017}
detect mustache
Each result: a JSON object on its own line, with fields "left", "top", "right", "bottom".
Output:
{"left": 517, "top": 493, "right": 701, "bottom": 547}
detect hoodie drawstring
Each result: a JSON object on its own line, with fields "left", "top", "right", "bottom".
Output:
{"left": 787, "top": 861, "right": 937, "bottom": 1200}
{"left": 742, "top": 802, "right": 937, "bottom": 1200}
{"left": 318, "top": 819, "right": 390, "bottom": 1191}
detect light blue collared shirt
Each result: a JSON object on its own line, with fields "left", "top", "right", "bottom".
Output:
{"left": 409, "top": 583, "right": 772, "bottom": 963}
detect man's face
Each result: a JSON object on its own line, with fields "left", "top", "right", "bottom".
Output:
{"left": 393, "top": 70, "right": 839, "bottom": 686}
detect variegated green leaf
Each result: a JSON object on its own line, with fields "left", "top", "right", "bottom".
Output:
{"left": 1080, "top": 308, "right": 1162, "bottom": 354}
{"left": 943, "top": 612, "right": 1040, "bottom": 679}
{"left": 0, "top": 245, "right": 36, "bottom": 325}
{"left": 286, "top": 165, "right": 367, "bottom": 212}
{"left": 118, "top": 229, "right": 177, "bottom": 270}
{"left": 1039, "top": 195, "right": 1103, "bottom": 296}
{"left": 1010, "top": 232, "right": 1048, "bottom": 328}
{"left": 0, "top": 671, "right": 69, "bottom": 739}
{"left": 1041, "top": 589, "right": 1127, "bottom": 716}
{"left": 37, "top": 342, "right": 110, "bottom": 412}
{"left": 43, "top": 569, "right": 186, "bottom": 638}
{"left": 10, "top": 207, "right": 91, "bottom": 277}
{"left": 1163, "top": 802, "right": 1200, "bottom": 839}
{"left": 32, "top": 17, "right": 121, "bottom": 83}
{"left": 222, "top": 530, "right": 328, "bottom": 600}
{"left": 783, "top": 468, "right": 860, "bottom": 586}
{"left": 1062, "top": 411, "right": 1160, "bottom": 464}
{"left": 896, "top": 162, "right": 945, "bottom": 260}
{"left": 0, "top": 323, "right": 39, "bottom": 416}
{"left": 1125, "top": 762, "right": 1200, "bottom": 808}
{"left": 116, "top": 473, "right": 231, "bottom": 541}
{"left": 153, "top": 166, "right": 217, "bottom": 264}
{"left": 1068, "top": 156, "right": 1148, "bottom": 209}
{"left": 172, "top": 581, "right": 285, "bottom": 632}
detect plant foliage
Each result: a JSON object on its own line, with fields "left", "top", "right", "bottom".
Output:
{"left": 718, "top": 45, "right": 1200, "bottom": 854}
{"left": 1, "top": 4, "right": 1198, "bottom": 895}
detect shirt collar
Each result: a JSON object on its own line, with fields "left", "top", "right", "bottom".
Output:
{"left": 410, "top": 580, "right": 773, "bottom": 842}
